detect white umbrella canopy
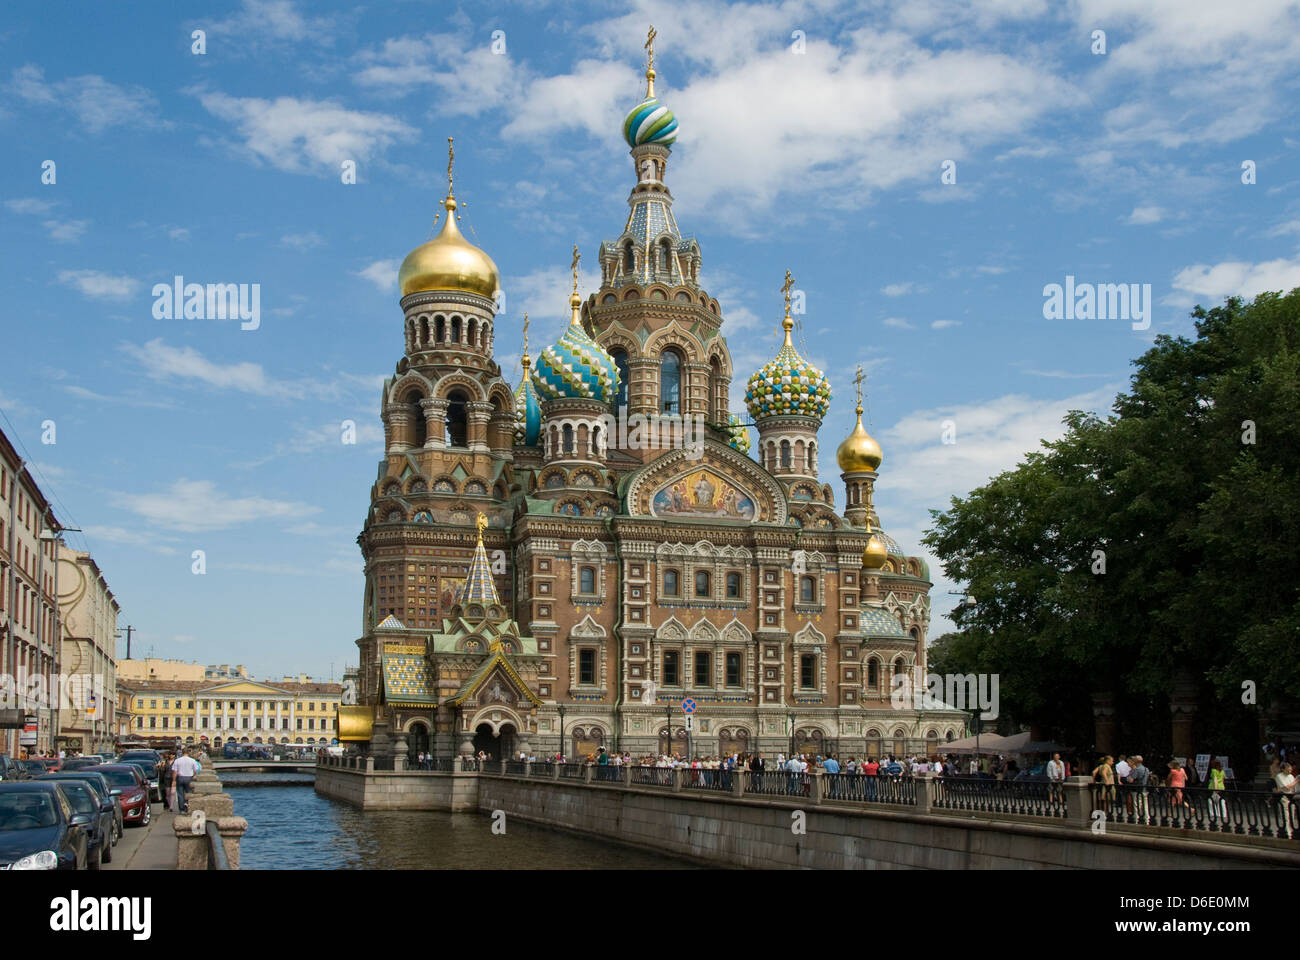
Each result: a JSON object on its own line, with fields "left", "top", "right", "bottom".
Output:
{"left": 933, "top": 732, "right": 1014, "bottom": 754}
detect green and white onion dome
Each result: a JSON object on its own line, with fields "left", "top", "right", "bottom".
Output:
{"left": 623, "top": 96, "right": 678, "bottom": 147}
{"left": 727, "top": 414, "right": 751, "bottom": 454}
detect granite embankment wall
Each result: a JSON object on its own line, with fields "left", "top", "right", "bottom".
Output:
{"left": 315, "top": 765, "right": 479, "bottom": 812}
{"left": 475, "top": 775, "right": 1300, "bottom": 870}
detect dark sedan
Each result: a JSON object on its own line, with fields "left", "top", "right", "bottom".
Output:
{"left": 0, "top": 782, "right": 88, "bottom": 870}
{"left": 94, "top": 765, "right": 152, "bottom": 828}
{"left": 38, "top": 772, "right": 122, "bottom": 849}
{"left": 60, "top": 757, "right": 103, "bottom": 770}
{"left": 49, "top": 779, "right": 112, "bottom": 869}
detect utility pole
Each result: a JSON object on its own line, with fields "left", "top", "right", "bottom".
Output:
{"left": 116, "top": 625, "right": 135, "bottom": 661}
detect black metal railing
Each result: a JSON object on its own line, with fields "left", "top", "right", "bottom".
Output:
{"left": 559, "top": 763, "right": 586, "bottom": 780}
{"left": 934, "top": 776, "right": 1065, "bottom": 819}
{"left": 681, "top": 768, "right": 735, "bottom": 792}
{"left": 1095, "top": 783, "right": 1296, "bottom": 839}
{"left": 530, "top": 760, "right": 554, "bottom": 776}
{"left": 629, "top": 766, "right": 673, "bottom": 788}
{"left": 590, "top": 764, "right": 623, "bottom": 783}
{"left": 821, "top": 773, "right": 918, "bottom": 806}
{"left": 505, "top": 760, "right": 528, "bottom": 775}
{"left": 458, "top": 758, "right": 481, "bottom": 772}
{"left": 746, "top": 769, "right": 812, "bottom": 799}
{"left": 205, "top": 820, "right": 230, "bottom": 871}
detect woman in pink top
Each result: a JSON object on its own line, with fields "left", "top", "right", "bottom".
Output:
{"left": 1167, "top": 760, "right": 1189, "bottom": 809}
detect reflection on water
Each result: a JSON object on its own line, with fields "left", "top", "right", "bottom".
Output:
{"left": 225, "top": 774, "right": 696, "bottom": 870}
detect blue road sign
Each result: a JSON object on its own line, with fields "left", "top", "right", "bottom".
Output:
{"left": 681, "top": 698, "right": 697, "bottom": 714}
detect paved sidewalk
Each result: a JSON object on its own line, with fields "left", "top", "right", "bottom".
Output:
{"left": 105, "top": 800, "right": 177, "bottom": 870}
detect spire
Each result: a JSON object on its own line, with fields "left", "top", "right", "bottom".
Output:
{"left": 644, "top": 25, "right": 657, "bottom": 98}
{"left": 456, "top": 512, "right": 500, "bottom": 607}
{"left": 521, "top": 312, "right": 531, "bottom": 369}
{"left": 780, "top": 269, "right": 795, "bottom": 348}
{"left": 569, "top": 244, "right": 582, "bottom": 323}
{"left": 438, "top": 136, "right": 458, "bottom": 223}
{"left": 853, "top": 363, "right": 864, "bottom": 417}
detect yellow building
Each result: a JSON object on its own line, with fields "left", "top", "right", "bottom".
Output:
{"left": 119, "top": 678, "right": 342, "bottom": 747}
{"left": 116, "top": 658, "right": 207, "bottom": 684}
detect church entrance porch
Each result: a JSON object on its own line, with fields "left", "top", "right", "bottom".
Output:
{"left": 473, "top": 722, "right": 516, "bottom": 760}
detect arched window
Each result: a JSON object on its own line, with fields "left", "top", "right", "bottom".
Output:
{"left": 663, "top": 569, "right": 679, "bottom": 596}
{"left": 562, "top": 424, "right": 575, "bottom": 454}
{"left": 623, "top": 241, "right": 635, "bottom": 274}
{"left": 695, "top": 570, "right": 710, "bottom": 597}
{"left": 445, "top": 390, "right": 468, "bottom": 447}
{"left": 579, "top": 567, "right": 596, "bottom": 594}
{"left": 807, "top": 441, "right": 816, "bottom": 473}
{"left": 867, "top": 659, "right": 879, "bottom": 689}
{"left": 592, "top": 425, "right": 602, "bottom": 457}
{"left": 610, "top": 348, "right": 629, "bottom": 411}
{"left": 467, "top": 318, "right": 477, "bottom": 349}
{"left": 725, "top": 572, "right": 741, "bottom": 599}
{"left": 659, "top": 238, "right": 672, "bottom": 278}
{"left": 800, "top": 575, "right": 815, "bottom": 603}
{"left": 408, "top": 392, "right": 427, "bottom": 448}
{"left": 435, "top": 316, "right": 446, "bottom": 343}
{"left": 780, "top": 440, "right": 791, "bottom": 469}
{"left": 660, "top": 349, "right": 682, "bottom": 413}
{"left": 893, "top": 657, "right": 905, "bottom": 676}
{"left": 708, "top": 356, "right": 722, "bottom": 421}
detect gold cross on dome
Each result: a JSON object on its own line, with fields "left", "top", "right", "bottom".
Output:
{"left": 781, "top": 269, "right": 795, "bottom": 316}
{"left": 446, "top": 137, "right": 455, "bottom": 198}
{"left": 854, "top": 364, "right": 864, "bottom": 405}
{"left": 645, "top": 26, "right": 657, "bottom": 72}
{"left": 571, "top": 244, "right": 581, "bottom": 295}
{"left": 476, "top": 511, "right": 488, "bottom": 541}
{"left": 522, "top": 312, "right": 529, "bottom": 354}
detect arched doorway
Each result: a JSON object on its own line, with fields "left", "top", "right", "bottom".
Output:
{"left": 658, "top": 726, "right": 689, "bottom": 759}
{"left": 408, "top": 721, "right": 430, "bottom": 765}
{"left": 472, "top": 722, "right": 516, "bottom": 760}
{"left": 795, "top": 728, "right": 824, "bottom": 758}
{"left": 717, "top": 727, "right": 748, "bottom": 758}
{"left": 571, "top": 725, "right": 605, "bottom": 761}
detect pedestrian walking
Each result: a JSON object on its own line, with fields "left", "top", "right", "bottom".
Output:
{"left": 171, "top": 748, "right": 200, "bottom": 814}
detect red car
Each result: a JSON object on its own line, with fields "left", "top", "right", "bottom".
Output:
{"left": 94, "top": 765, "right": 151, "bottom": 828}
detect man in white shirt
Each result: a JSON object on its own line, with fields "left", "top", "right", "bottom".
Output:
{"left": 1046, "top": 752, "right": 1066, "bottom": 802}
{"left": 1115, "top": 755, "right": 1132, "bottom": 782}
{"left": 172, "top": 749, "right": 201, "bottom": 813}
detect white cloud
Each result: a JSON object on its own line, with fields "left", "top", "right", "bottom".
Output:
{"left": 193, "top": 90, "right": 416, "bottom": 176}
{"left": 6, "top": 197, "right": 53, "bottom": 215}
{"left": 1265, "top": 219, "right": 1300, "bottom": 238}
{"left": 112, "top": 479, "right": 319, "bottom": 533}
{"left": 12, "top": 64, "right": 161, "bottom": 133}
{"left": 1126, "top": 205, "right": 1164, "bottom": 225}
{"left": 883, "top": 317, "right": 914, "bottom": 329}
{"left": 168, "top": 227, "right": 191, "bottom": 242}
{"left": 58, "top": 269, "right": 138, "bottom": 301}
{"left": 505, "top": 265, "right": 601, "bottom": 325}
{"left": 356, "top": 259, "right": 398, "bottom": 292}
{"left": 43, "top": 219, "right": 89, "bottom": 242}
{"left": 354, "top": 33, "right": 518, "bottom": 113}
{"left": 1169, "top": 256, "right": 1300, "bottom": 302}
{"left": 206, "top": 0, "right": 336, "bottom": 50}
{"left": 882, "top": 282, "right": 918, "bottom": 297}
{"left": 83, "top": 525, "right": 180, "bottom": 555}
{"left": 931, "top": 319, "right": 962, "bottom": 329}
{"left": 279, "top": 231, "right": 326, "bottom": 251}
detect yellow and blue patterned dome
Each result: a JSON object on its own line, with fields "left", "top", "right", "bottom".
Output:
{"left": 745, "top": 310, "right": 831, "bottom": 422}
{"left": 623, "top": 96, "right": 678, "bottom": 147}
{"left": 533, "top": 294, "right": 620, "bottom": 404}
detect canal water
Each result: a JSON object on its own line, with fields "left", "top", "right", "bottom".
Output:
{"left": 223, "top": 773, "right": 696, "bottom": 869}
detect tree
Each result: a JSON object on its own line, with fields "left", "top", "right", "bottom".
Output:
{"left": 924, "top": 289, "right": 1300, "bottom": 767}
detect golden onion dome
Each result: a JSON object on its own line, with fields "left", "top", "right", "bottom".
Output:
{"left": 862, "top": 518, "right": 889, "bottom": 570}
{"left": 837, "top": 404, "right": 883, "bottom": 473}
{"left": 398, "top": 196, "right": 500, "bottom": 300}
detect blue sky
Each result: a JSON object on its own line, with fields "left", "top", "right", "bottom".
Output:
{"left": 3, "top": 0, "right": 1298, "bottom": 680}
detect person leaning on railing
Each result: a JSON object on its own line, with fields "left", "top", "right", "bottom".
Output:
{"left": 1274, "top": 762, "right": 1296, "bottom": 837}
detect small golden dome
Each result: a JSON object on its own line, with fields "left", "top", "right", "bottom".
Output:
{"left": 862, "top": 529, "right": 889, "bottom": 570}
{"left": 837, "top": 406, "right": 883, "bottom": 473}
{"left": 398, "top": 197, "right": 500, "bottom": 300}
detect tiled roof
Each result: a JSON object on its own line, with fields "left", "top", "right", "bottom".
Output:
{"left": 859, "top": 606, "right": 909, "bottom": 639}
{"left": 381, "top": 653, "right": 436, "bottom": 705}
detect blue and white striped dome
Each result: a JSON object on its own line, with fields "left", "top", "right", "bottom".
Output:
{"left": 623, "top": 97, "right": 678, "bottom": 147}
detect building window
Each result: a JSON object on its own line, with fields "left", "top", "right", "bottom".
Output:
{"left": 150, "top": 700, "right": 156, "bottom": 709}
{"left": 694, "top": 570, "right": 710, "bottom": 597}
{"left": 662, "top": 651, "right": 679, "bottom": 686}
{"left": 694, "top": 651, "right": 711, "bottom": 687}
{"left": 663, "top": 569, "right": 679, "bottom": 597}
{"left": 726, "top": 652, "right": 741, "bottom": 687}
{"left": 725, "top": 572, "right": 741, "bottom": 599}
{"left": 562, "top": 423, "right": 575, "bottom": 454}
{"left": 579, "top": 566, "right": 596, "bottom": 594}
{"left": 611, "top": 348, "right": 629, "bottom": 410}
{"left": 800, "top": 654, "right": 816, "bottom": 689}
{"left": 660, "top": 349, "right": 682, "bottom": 413}
{"left": 162, "top": 699, "right": 169, "bottom": 709}
{"left": 579, "top": 649, "right": 596, "bottom": 686}
{"left": 800, "top": 576, "right": 815, "bottom": 603}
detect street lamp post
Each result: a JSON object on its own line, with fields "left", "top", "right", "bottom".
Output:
{"left": 557, "top": 704, "right": 566, "bottom": 762}
{"left": 788, "top": 709, "right": 796, "bottom": 759}
{"left": 665, "top": 705, "right": 672, "bottom": 760}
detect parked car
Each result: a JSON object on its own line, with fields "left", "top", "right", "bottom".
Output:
{"left": 61, "top": 757, "right": 102, "bottom": 770}
{"left": 0, "top": 756, "right": 27, "bottom": 782}
{"left": 49, "top": 779, "right": 112, "bottom": 869}
{"left": 94, "top": 765, "right": 152, "bottom": 828}
{"left": 118, "top": 758, "right": 162, "bottom": 802}
{"left": 0, "top": 781, "right": 88, "bottom": 870}
{"left": 38, "top": 771, "right": 122, "bottom": 845}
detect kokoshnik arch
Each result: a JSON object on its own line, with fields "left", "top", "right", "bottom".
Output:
{"left": 345, "top": 30, "right": 967, "bottom": 763}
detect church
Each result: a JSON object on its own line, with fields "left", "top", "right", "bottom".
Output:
{"left": 345, "top": 33, "right": 967, "bottom": 762}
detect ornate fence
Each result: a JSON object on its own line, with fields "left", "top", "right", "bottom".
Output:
{"left": 935, "top": 777, "right": 1066, "bottom": 819}
{"left": 1095, "top": 783, "right": 1295, "bottom": 839}
{"left": 822, "top": 773, "right": 917, "bottom": 806}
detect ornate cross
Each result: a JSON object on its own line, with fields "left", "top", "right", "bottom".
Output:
{"left": 522, "top": 312, "right": 529, "bottom": 356}
{"left": 645, "top": 25, "right": 657, "bottom": 72}
{"left": 781, "top": 269, "right": 795, "bottom": 316}
{"left": 476, "top": 511, "right": 488, "bottom": 541}
{"left": 854, "top": 364, "right": 865, "bottom": 407}
{"left": 446, "top": 137, "right": 455, "bottom": 197}
{"left": 571, "top": 244, "right": 581, "bottom": 295}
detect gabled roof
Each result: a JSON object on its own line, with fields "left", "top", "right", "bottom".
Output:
{"left": 447, "top": 648, "right": 542, "bottom": 707}
{"left": 859, "top": 605, "right": 909, "bottom": 639}
{"left": 376, "top": 614, "right": 407, "bottom": 631}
